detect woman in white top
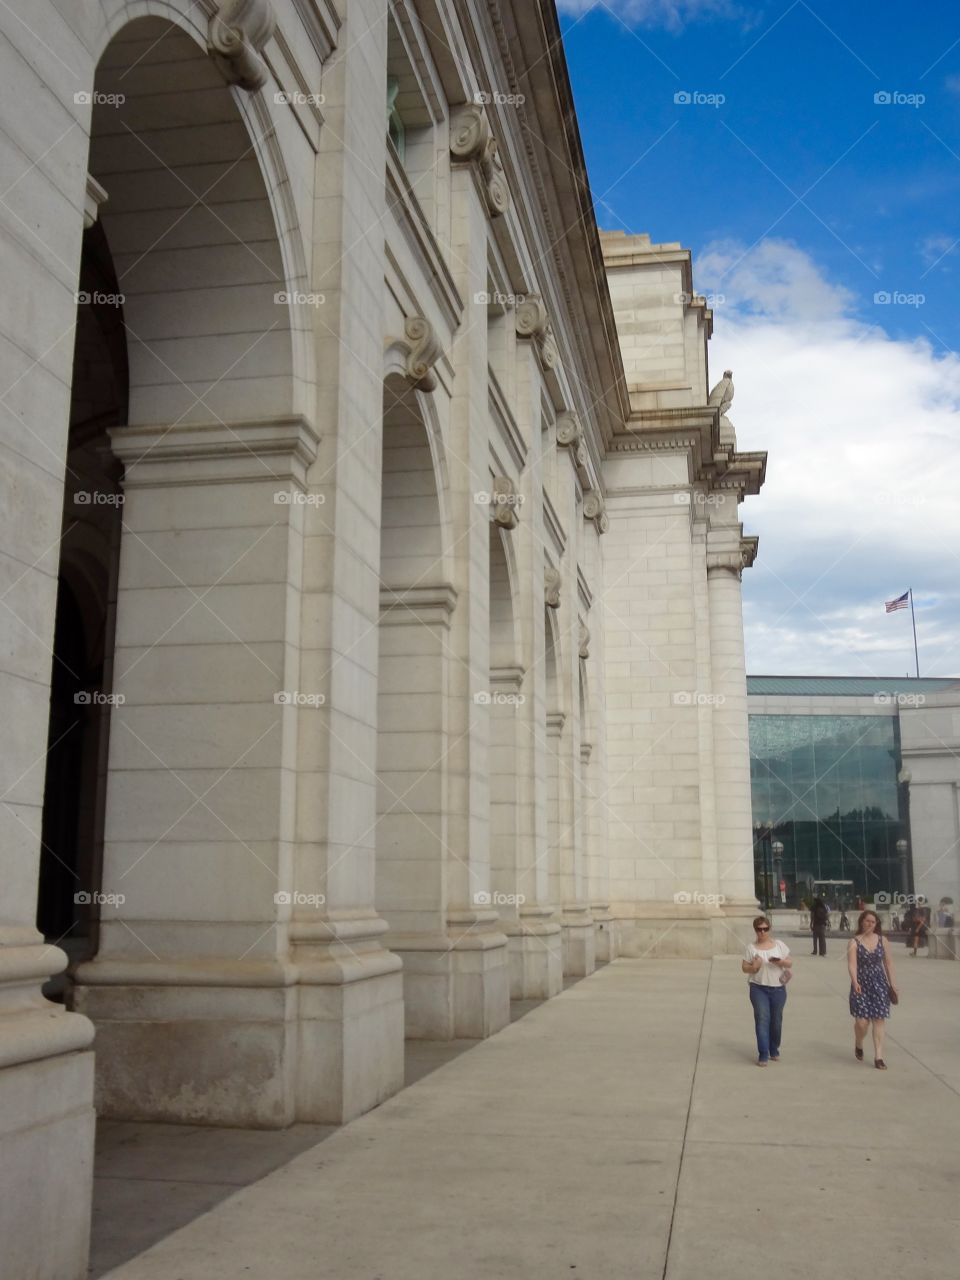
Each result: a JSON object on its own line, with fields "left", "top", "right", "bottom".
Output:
{"left": 742, "top": 915, "right": 793, "bottom": 1066}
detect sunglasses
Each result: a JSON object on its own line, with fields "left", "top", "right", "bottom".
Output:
{"left": 756, "top": 926, "right": 770, "bottom": 932}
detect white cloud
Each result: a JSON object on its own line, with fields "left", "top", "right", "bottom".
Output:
{"left": 697, "top": 238, "right": 960, "bottom": 677}
{"left": 557, "top": 0, "right": 740, "bottom": 29}
{"left": 699, "top": 237, "right": 854, "bottom": 321}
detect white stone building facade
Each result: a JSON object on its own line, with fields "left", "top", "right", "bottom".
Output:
{"left": 0, "top": 2, "right": 764, "bottom": 1276}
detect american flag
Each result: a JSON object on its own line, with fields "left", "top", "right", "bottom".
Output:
{"left": 885, "top": 591, "right": 910, "bottom": 613}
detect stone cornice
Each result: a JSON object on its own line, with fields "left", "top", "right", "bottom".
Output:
{"left": 379, "top": 584, "right": 458, "bottom": 626}
{"left": 546, "top": 710, "right": 566, "bottom": 737}
{"left": 110, "top": 416, "right": 319, "bottom": 489}
{"left": 612, "top": 407, "right": 766, "bottom": 498}
{"left": 434, "top": 0, "right": 629, "bottom": 447}
{"left": 713, "top": 450, "right": 767, "bottom": 498}
{"left": 490, "top": 664, "right": 525, "bottom": 691}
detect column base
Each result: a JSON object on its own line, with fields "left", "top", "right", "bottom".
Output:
{"left": 0, "top": 942, "right": 96, "bottom": 1280}
{"left": 591, "top": 902, "right": 620, "bottom": 962}
{"left": 560, "top": 905, "right": 596, "bottom": 976}
{"left": 74, "top": 943, "right": 404, "bottom": 1127}
{"left": 388, "top": 915, "right": 510, "bottom": 1040}
{"left": 502, "top": 910, "right": 562, "bottom": 998}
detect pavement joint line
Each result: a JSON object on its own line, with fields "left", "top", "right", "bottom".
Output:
{"left": 661, "top": 956, "right": 712, "bottom": 1280}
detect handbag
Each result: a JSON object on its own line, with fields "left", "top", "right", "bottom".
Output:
{"left": 780, "top": 968, "right": 792, "bottom": 985}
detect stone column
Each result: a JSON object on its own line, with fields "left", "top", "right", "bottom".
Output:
{"left": 707, "top": 532, "right": 759, "bottom": 937}
{"left": 555, "top": 595, "right": 595, "bottom": 978}
{"left": 505, "top": 347, "right": 562, "bottom": 997}
{"left": 0, "top": 21, "right": 97, "bottom": 1275}
{"left": 73, "top": 418, "right": 401, "bottom": 1126}
{"left": 413, "top": 161, "right": 508, "bottom": 1037}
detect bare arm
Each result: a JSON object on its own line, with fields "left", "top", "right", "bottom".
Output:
{"left": 741, "top": 952, "right": 762, "bottom": 974}
{"left": 847, "top": 938, "right": 860, "bottom": 993}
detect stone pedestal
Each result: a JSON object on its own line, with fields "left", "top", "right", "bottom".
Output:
{"left": 390, "top": 916, "right": 510, "bottom": 1039}
{"left": 0, "top": 944, "right": 95, "bottom": 1280}
{"left": 504, "top": 908, "right": 563, "bottom": 998}
{"left": 591, "top": 902, "right": 620, "bottom": 962}
{"left": 561, "top": 905, "right": 596, "bottom": 976}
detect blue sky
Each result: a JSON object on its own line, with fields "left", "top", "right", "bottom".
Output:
{"left": 559, "top": 0, "right": 960, "bottom": 678}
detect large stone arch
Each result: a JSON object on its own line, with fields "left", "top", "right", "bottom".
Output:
{"left": 68, "top": 7, "right": 322, "bottom": 1131}
{"left": 86, "top": 13, "right": 310, "bottom": 428}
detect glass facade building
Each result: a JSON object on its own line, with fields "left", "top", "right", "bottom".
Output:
{"left": 748, "top": 712, "right": 906, "bottom": 907}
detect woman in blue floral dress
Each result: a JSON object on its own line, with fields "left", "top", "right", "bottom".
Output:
{"left": 848, "top": 909, "right": 899, "bottom": 1069}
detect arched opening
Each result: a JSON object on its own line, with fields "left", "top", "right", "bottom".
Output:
{"left": 37, "top": 219, "right": 128, "bottom": 992}
{"left": 488, "top": 524, "right": 521, "bottom": 914}
{"left": 544, "top": 602, "right": 563, "bottom": 910}
{"left": 39, "top": 13, "right": 301, "bottom": 997}
{"left": 90, "top": 17, "right": 295, "bottom": 428}
{"left": 375, "top": 377, "right": 449, "bottom": 1037}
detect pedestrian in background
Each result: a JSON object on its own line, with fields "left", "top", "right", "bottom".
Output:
{"left": 743, "top": 915, "right": 792, "bottom": 1066}
{"left": 811, "top": 896, "right": 829, "bottom": 955}
{"left": 908, "top": 906, "right": 928, "bottom": 956}
{"left": 849, "top": 909, "right": 898, "bottom": 1069}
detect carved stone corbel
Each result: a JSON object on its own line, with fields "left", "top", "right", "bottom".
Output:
{"left": 450, "top": 105, "right": 510, "bottom": 217}
{"left": 579, "top": 622, "right": 590, "bottom": 659}
{"left": 208, "top": 0, "right": 277, "bottom": 91}
{"left": 544, "top": 567, "right": 562, "bottom": 609}
{"left": 399, "top": 316, "right": 442, "bottom": 392}
{"left": 556, "top": 411, "right": 583, "bottom": 448}
{"left": 491, "top": 475, "right": 520, "bottom": 530}
{"left": 516, "top": 295, "right": 558, "bottom": 370}
{"left": 582, "top": 488, "right": 608, "bottom": 534}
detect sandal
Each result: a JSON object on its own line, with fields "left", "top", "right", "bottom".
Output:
{"left": 855, "top": 1048, "right": 864, "bottom": 1061}
{"left": 875, "top": 1059, "right": 887, "bottom": 1070}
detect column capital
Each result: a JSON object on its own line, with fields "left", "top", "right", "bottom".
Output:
{"left": 706, "top": 550, "right": 745, "bottom": 580}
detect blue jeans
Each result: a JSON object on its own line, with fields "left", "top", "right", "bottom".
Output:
{"left": 749, "top": 983, "right": 787, "bottom": 1062}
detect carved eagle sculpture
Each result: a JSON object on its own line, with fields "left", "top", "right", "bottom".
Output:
{"left": 708, "top": 369, "right": 734, "bottom": 417}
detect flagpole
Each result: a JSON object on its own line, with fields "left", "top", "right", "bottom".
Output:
{"left": 909, "top": 587, "right": 920, "bottom": 678}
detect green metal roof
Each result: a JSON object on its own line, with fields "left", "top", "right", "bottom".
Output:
{"left": 747, "top": 675, "right": 960, "bottom": 697}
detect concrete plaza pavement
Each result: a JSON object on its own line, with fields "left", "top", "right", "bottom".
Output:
{"left": 97, "top": 952, "right": 960, "bottom": 1280}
